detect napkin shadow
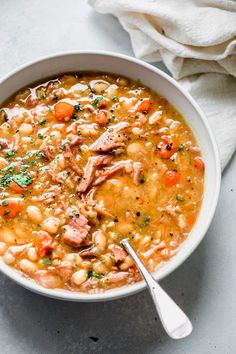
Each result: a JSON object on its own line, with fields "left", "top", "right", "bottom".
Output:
{"left": 0, "top": 239, "right": 206, "bottom": 354}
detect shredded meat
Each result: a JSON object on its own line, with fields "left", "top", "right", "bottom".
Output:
{"left": 132, "top": 162, "right": 143, "bottom": 185}
{"left": 105, "top": 271, "right": 129, "bottom": 283}
{"left": 77, "top": 155, "right": 112, "bottom": 193}
{"left": 90, "top": 122, "right": 129, "bottom": 152}
{"left": 94, "top": 160, "right": 133, "bottom": 185}
{"left": 54, "top": 261, "right": 73, "bottom": 282}
{"left": 63, "top": 144, "right": 81, "bottom": 175}
{"left": 43, "top": 146, "right": 54, "bottom": 161}
{"left": 63, "top": 213, "right": 91, "bottom": 248}
{"left": 108, "top": 244, "right": 127, "bottom": 262}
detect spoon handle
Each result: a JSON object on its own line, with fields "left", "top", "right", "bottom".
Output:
{"left": 121, "top": 238, "right": 192, "bottom": 340}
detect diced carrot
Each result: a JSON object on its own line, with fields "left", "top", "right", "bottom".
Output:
{"left": 54, "top": 102, "right": 74, "bottom": 121}
{"left": 9, "top": 181, "right": 27, "bottom": 193}
{"left": 157, "top": 135, "right": 177, "bottom": 159}
{"left": 136, "top": 100, "right": 151, "bottom": 113}
{"left": 0, "top": 198, "right": 22, "bottom": 218}
{"left": 95, "top": 111, "right": 108, "bottom": 125}
{"left": 186, "top": 213, "right": 197, "bottom": 226}
{"left": 194, "top": 157, "right": 205, "bottom": 173}
{"left": 36, "top": 231, "right": 54, "bottom": 257}
{"left": 162, "top": 170, "right": 181, "bottom": 187}
{"left": 97, "top": 99, "right": 107, "bottom": 109}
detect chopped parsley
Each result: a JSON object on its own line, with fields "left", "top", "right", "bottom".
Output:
{"left": 53, "top": 93, "right": 59, "bottom": 101}
{"left": 2, "top": 200, "right": 9, "bottom": 206}
{"left": 40, "top": 92, "right": 47, "bottom": 99}
{"left": 37, "top": 133, "right": 44, "bottom": 139}
{"left": 88, "top": 85, "right": 95, "bottom": 94}
{"left": 178, "top": 144, "right": 184, "bottom": 151}
{"left": 21, "top": 165, "right": 29, "bottom": 172}
{"left": 112, "top": 96, "right": 119, "bottom": 103}
{"left": 92, "top": 96, "right": 103, "bottom": 107}
{"left": 176, "top": 195, "right": 185, "bottom": 202}
{"left": 140, "top": 216, "right": 151, "bottom": 227}
{"left": 48, "top": 106, "right": 53, "bottom": 112}
{"left": 38, "top": 118, "right": 46, "bottom": 125}
{"left": 0, "top": 173, "right": 12, "bottom": 187}
{"left": 36, "top": 151, "right": 46, "bottom": 159}
{"left": 41, "top": 259, "right": 52, "bottom": 265}
{"left": 5, "top": 150, "right": 17, "bottom": 159}
{"left": 88, "top": 270, "right": 101, "bottom": 279}
{"left": 13, "top": 173, "right": 32, "bottom": 188}
{"left": 74, "top": 104, "right": 81, "bottom": 112}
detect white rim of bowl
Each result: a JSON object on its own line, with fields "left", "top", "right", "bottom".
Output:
{"left": 0, "top": 51, "right": 221, "bottom": 302}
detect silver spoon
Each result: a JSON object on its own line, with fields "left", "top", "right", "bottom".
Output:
{"left": 121, "top": 238, "right": 192, "bottom": 340}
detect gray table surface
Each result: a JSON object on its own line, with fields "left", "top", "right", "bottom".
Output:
{"left": 0, "top": 1, "right": 235, "bottom": 353}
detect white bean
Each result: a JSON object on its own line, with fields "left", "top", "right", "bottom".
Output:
{"left": 0, "top": 157, "right": 9, "bottom": 169}
{"left": 3, "top": 252, "right": 15, "bottom": 265}
{"left": 93, "top": 261, "right": 107, "bottom": 274}
{"left": 27, "top": 247, "right": 38, "bottom": 262}
{"left": 19, "top": 259, "right": 37, "bottom": 275}
{"left": 41, "top": 217, "right": 60, "bottom": 234}
{"left": 72, "top": 269, "right": 88, "bottom": 286}
{"left": 26, "top": 205, "right": 43, "bottom": 224}
{"left": 93, "top": 81, "right": 109, "bottom": 93}
{"left": 119, "top": 255, "right": 134, "bottom": 270}
{"left": 93, "top": 231, "right": 106, "bottom": 251}
{"left": 127, "top": 142, "right": 145, "bottom": 156}
{"left": 116, "top": 222, "right": 134, "bottom": 234}
{"left": 19, "top": 123, "right": 33, "bottom": 136}
{"left": 0, "top": 242, "right": 7, "bottom": 255}
{"left": 65, "top": 253, "right": 82, "bottom": 266}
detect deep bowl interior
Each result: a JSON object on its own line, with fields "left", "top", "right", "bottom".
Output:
{"left": 0, "top": 52, "right": 221, "bottom": 301}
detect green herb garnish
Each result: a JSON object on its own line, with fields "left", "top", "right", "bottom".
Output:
{"left": 140, "top": 216, "right": 151, "bottom": 227}
{"left": 176, "top": 195, "right": 185, "bottom": 202}
{"left": 178, "top": 144, "right": 184, "bottom": 151}
{"left": 5, "top": 150, "right": 16, "bottom": 159}
{"left": 21, "top": 165, "right": 29, "bottom": 172}
{"left": 41, "top": 259, "right": 52, "bottom": 265}
{"left": 37, "top": 133, "right": 44, "bottom": 139}
{"left": 112, "top": 96, "right": 119, "bottom": 103}
{"left": 0, "top": 173, "right": 12, "bottom": 187}
{"left": 2, "top": 200, "right": 9, "bottom": 206}
{"left": 74, "top": 104, "right": 81, "bottom": 112}
{"left": 92, "top": 96, "right": 103, "bottom": 107}
{"left": 38, "top": 118, "right": 46, "bottom": 125}
{"left": 13, "top": 173, "right": 32, "bottom": 188}
{"left": 88, "top": 270, "right": 100, "bottom": 279}
{"left": 3, "top": 210, "right": 10, "bottom": 216}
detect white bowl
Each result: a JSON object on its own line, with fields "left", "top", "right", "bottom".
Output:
{"left": 0, "top": 51, "right": 221, "bottom": 301}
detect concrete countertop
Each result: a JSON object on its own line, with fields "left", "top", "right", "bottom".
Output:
{"left": 0, "top": 1, "right": 235, "bottom": 353}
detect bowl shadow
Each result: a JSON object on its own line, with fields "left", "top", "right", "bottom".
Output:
{"left": 0, "top": 237, "right": 207, "bottom": 354}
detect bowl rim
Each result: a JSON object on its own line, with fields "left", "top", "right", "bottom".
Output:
{"left": 0, "top": 50, "right": 221, "bottom": 301}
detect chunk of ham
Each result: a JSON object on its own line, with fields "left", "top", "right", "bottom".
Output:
{"left": 77, "top": 155, "right": 112, "bottom": 193}
{"left": 0, "top": 138, "right": 9, "bottom": 150}
{"left": 63, "top": 144, "right": 81, "bottom": 175}
{"left": 55, "top": 261, "right": 73, "bottom": 282}
{"left": 43, "top": 146, "right": 54, "bottom": 161}
{"left": 90, "top": 122, "right": 129, "bottom": 152}
{"left": 93, "top": 160, "right": 133, "bottom": 186}
{"left": 108, "top": 244, "right": 127, "bottom": 262}
{"left": 106, "top": 271, "right": 129, "bottom": 283}
{"left": 63, "top": 213, "right": 91, "bottom": 248}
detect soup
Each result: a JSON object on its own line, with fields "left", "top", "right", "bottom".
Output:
{"left": 0, "top": 73, "right": 204, "bottom": 293}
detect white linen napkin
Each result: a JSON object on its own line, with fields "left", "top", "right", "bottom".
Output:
{"left": 89, "top": 0, "right": 236, "bottom": 169}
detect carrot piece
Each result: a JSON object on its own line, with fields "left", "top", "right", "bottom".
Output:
{"left": 186, "top": 213, "right": 197, "bottom": 226}
{"left": 194, "top": 157, "right": 205, "bottom": 173}
{"left": 97, "top": 99, "right": 107, "bottom": 109}
{"left": 162, "top": 170, "right": 181, "bottom": 187}
{"left": 95, "top": 111, "right": 108, "bottom": 125}
{"left": 0, "top": 198, "right": 22, "bottom": 218}
{"left": 136, "top": 100, "right": 151, "bottom": 113}
{"left": 54, "top": 102, "right": 74, "bottom": 121}
{"left": 9, "top": 181, "right": 27, "bottom": 193}
{"left": 36, "top": 231, "right": 54, "bottom": 257}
